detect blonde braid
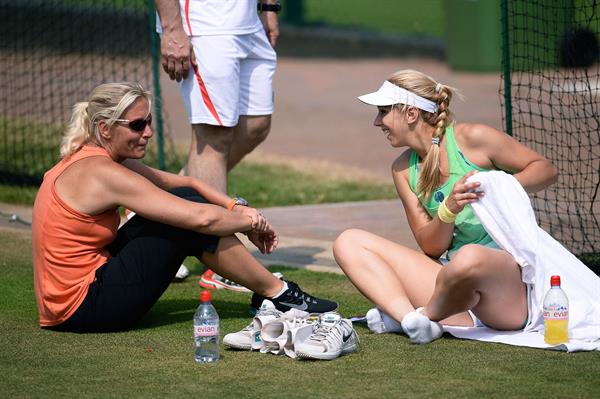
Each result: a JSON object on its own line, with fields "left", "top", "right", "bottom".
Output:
{"left": 416, "top": 85, "right": 452, "bottom": 200}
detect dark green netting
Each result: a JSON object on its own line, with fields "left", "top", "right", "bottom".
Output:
{"left": 0, "top": 0, "right": 176, "bottom": 185}
{"left": 501, "top": 0, "right": 600, "bottom": 257}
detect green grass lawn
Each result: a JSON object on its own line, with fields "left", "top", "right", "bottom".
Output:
{"left": 2, "top": 230, "right": 599, "bottom": 398}
{"left": 0, "top": 154, "right": 396, "bottom": 208}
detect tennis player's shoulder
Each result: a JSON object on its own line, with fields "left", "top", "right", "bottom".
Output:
{"left": 91, "top": 156, "right": 133, "bottom": 184}
{"left": 453, "top": 122, "right": 502, "bottom": 149}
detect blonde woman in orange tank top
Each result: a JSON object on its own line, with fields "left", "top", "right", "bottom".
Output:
{"left": 33, "top": 82, "right": 337, "bottom": 332}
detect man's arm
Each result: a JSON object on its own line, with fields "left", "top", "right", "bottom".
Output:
{"left": 155, "top": 0, "right": 196, "bottom": 81}
{"left": 258, "top": 1, "right": 280, "bottom": 48}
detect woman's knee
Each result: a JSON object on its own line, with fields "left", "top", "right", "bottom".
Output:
{"left": 334, "top": 229, "right": 366, "bottom": 252}
{"left": 445, "top": 244, "right": 489, "bottom": 283}
{"left": 333, "top": 229, "right": 368, "bottom": 265}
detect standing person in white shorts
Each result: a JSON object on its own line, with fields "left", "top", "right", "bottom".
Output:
{"left": 155, "top": 0, "right": 280, "bottom": 288}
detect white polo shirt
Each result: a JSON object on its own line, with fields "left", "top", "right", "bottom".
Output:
{"left": 157, "top": 0, "right": 263, "bottom": 36}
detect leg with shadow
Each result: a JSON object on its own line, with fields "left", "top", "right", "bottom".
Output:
{"left": 187, "top": 123, "right": 234, "bottom": 193}
{"left": 53, "top": 188, "right": 218, "bottom": 332}
{"left": 423, "top": 244, "right": 528, "bottom": 331}
{"left": 202, "top": 235, "right": 339, "bottom": 314}
{"left": 333, "top": 229, "right": 473, "bottom": 328}
{"left": 227, "top": 115, "right": 271, "bottom": 170}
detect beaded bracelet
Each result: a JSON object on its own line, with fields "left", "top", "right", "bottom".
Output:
{"left": 437, "top": 198, "right": 457, "bottom": 224}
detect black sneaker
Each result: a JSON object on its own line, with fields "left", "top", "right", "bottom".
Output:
{"left": 250, "top": 281, "right": 338, "bottom": 314}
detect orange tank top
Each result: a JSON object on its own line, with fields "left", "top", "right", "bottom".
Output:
{"left": 32, "top": 146, "right": 120, "bottom": 326}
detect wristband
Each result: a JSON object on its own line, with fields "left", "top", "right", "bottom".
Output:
{"left": 257, "top": 2, "right": 282, "bottom": 13}
{"left": 437, "top": 198, "right": 457, "bottom": 224}
{"left": 226, "top": 196, "right": 249, "bottom": 211}
{"left": 226, "top": 198, "right": 237, "bottom": 211}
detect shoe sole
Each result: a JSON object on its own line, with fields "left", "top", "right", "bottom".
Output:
{"left": 296, "top": 348, "right": 342, "bottom": 360}
{"left": 296, "top": 342, "right": 357, "bottom": 360}
{"left": 223, "top": 340, "right": 252, "bottom": 350}
{"left": 211, "top": 279, "right": 251, "bottom": 292}
{"left": 198, "top": 279, "right": 217, "bottom": 289}
{"left": 199, "top": 276, "right": 251, "bottom": 292}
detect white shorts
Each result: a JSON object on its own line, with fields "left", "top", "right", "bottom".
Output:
{"left": 179, "top": 30, "right": 276, "bottom": 127}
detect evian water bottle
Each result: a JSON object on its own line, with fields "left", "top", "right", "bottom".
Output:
{"left": 194, "top": 290, "right": 220, "bottom": 363}
{"left": 543, "top": 275, "right": 569, "bottom": 345}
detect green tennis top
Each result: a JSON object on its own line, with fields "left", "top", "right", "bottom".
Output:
{"left": 408, "top": 125, "right": 498, "bottom": 259}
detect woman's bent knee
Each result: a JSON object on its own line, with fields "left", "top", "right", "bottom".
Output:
{"left": 334, "top": 229, "right": 366, "bottom": 253}
{"left": 445, "top": 244, "right": 488, "bottom": 282}
{"left": 333, "top": 229, "right": 368, "bottom": 266}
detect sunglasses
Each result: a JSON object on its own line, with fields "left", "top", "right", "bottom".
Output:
{"left": 114, "top": 113, "right": 152, "bottom": 132}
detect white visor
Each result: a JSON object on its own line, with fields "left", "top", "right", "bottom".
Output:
{"left": 357, "top": 81, "right": 438, "bottom": 113}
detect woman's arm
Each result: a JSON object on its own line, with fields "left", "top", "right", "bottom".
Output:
{"left": 458, "top": 123, "right": 558, "bottom": 193}
{"left": 122, "top": 159, "right": 233, "bottom": 208}
{"left": 392, "top": 152, "right": 455, "bottom": 258}
{"left": 102, "top": 159, "right": 265, "bottom": 236}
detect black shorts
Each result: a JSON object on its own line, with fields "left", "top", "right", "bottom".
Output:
{"left": 48, "top": 187, "right": 220, "bottom": 333}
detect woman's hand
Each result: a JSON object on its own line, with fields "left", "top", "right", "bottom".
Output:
{"left": 246, "top": 229, "right": 279, "bottom": 254}
{"left": 233, "top": 205, "right": 269, "bottom": 232}
{"left": 446, "top": 171, "right": 485, "bottom": 214}
{"left": 233, "top": 206, "right": 278, "bottom": 253}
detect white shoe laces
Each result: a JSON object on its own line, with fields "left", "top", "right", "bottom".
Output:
{"left": 305, "top": 319, "right": 358, "bottom": 349}
{"left": 307, "top": 323, "right": 341, "bottom": 346}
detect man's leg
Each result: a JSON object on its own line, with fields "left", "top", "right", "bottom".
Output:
{"left": 186, "top": 123, "right": 235, "bottom": 193}
{"left": 227, "top": 115, "right": 271, "bottom": 171}
{"left": 187, "top": 120, "right": 270, "bottom": 292}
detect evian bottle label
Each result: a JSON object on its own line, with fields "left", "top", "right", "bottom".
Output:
{"left": 543, "top": 305, "right": 569, "bottom": 320}
{"left": 194, "top": 324, "right": 219, "bottom": 337}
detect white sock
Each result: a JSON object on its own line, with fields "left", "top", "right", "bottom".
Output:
{"left": 400, "top": 307, "right": 443, "bottom": 344}
{"left": 366, "top": 308, "right": 403, "bottom": 334}
{"left": 270, "top": 281, "right": 289, "bottom": 299}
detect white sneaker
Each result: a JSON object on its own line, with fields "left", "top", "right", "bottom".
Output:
{"left": 400, "top": 308, "right": 443, "bottom": 344}
{"left": 260, "top": 308, "right": 312, "bottom": 356}
{"left": 283, "top": 321, "right": 316, "bottom": 359}
{"left": 173, "top": 264, "right": 190, "bottom": 281}
{"left": 366, "top": 308, "right": 403, "bottom": 334}
{"left": 223, "top": 300, "right": 282, "bottom": 350}
{"left": 295, "top": 312, "right": 359, "bottom": 360}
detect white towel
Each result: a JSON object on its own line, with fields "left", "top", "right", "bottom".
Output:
{"left": 443, "top": 171, "right": 600, "bottom": 352}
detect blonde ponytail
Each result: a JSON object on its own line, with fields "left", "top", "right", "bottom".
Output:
{"left": 60, "top": 102, "right": 91, "bottom": 157}
{"left": 387, "top": 70, "right": 460, "bottom": 200}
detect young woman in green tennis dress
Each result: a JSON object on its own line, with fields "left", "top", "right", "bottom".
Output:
{"left": 334, "top": 69, "right": 558, "bottom": 344}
